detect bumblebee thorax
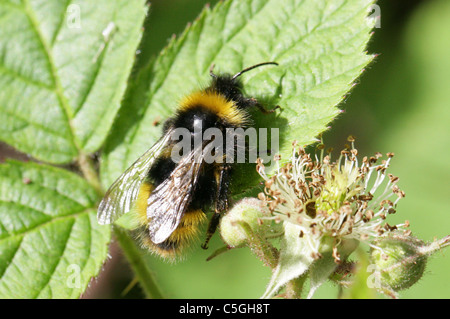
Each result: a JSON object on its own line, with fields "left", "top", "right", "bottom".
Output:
{"left": 177, "top": 90, "right": 248, "bottom": 128}
{"left": 173, "top": 107, "right": 220, "bottom": 132}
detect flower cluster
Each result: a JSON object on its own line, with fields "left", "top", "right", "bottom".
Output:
{"left": 256, "top": 138, "right": 408, "bottom": 262}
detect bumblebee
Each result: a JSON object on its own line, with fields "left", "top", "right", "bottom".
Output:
{"left": 97, "top": 62, "right": 279, "bottom": 259}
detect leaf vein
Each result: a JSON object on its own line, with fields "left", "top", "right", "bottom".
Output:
{"left": 50, "top": 0, "right": 73, "bottom": 47}
{"left": 0, "top": 107, "right": 70, "bottom": 139}
{"left": 21, "top": 0, "right": 81, "bottom": 155}
{"left": 0, "top": 207, "right": 93, "bottom": 246}
{"left": 0, "top": 63, "right": 54, "bottom": 91}
{"left": 35, "top": 218, "right": 76, "bottom": 298}
{"left": 0, "top": 236, "right": 24, "bottom": 281}
{"left": 204, "top": 0, "right": 271, "bottom": 73}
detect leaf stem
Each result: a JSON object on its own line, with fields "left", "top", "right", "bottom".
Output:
{"left": 113, "top": 226, "right": 164, "bottom": 299}
{"left": 78, "top": 153, "right": 103, "bottom": 196}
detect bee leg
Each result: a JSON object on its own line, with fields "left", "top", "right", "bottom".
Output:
{"left": 201, "top": 164, "right": 231, "bottom": 250}
{"left": 201, "top": 213, "right": 221, "bottom": 250}
{"left": 245, "top": 97, "right": 281, "bottom": 114}
{"left": 209, "top": 63, "right": 217, "bottom": 78}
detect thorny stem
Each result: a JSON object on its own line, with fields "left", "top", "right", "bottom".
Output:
{"left": 113, "top": 226, "right": 164, "bottom": 299}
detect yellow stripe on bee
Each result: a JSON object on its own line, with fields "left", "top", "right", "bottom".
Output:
{"left": 169, "top": 209, "right": 206, "bottom": 242}
{"left": 135, "top": 182, "right": 154, "bottom": 226}
{"left": 179, "top": 91, "right": 247, "bottom": 126}
{"left": 140, "top": 209, "right": 206, "bottom": 260}
{"left": 135, "top": 182, "right": 207, "bottom": 258}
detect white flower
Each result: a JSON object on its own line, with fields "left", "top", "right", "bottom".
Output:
{"left": 256, "top": 138, "right": 408, "bottom": 262}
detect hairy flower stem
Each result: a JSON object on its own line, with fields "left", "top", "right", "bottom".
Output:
{"left": 236, "top": 221, "right": 279, "bottom": 269}
{"left": 418, "top": 235, "right": 450, "bottom": 255}
{"left": 285, "top": 274, "right": 307, "bottom": 299}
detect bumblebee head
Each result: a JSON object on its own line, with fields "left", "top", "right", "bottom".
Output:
{"left": 209, "top": 73, "right": 243, "bottom": 102}
{"left": 208, "top": 61, "right": 278, "bottom": 102}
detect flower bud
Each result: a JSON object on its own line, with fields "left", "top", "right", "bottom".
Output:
{"left": 220, "top": 198, "right": 271, "bottom": 247}
{"left": 370, "top": 234, "right": 427, "bottom": 292}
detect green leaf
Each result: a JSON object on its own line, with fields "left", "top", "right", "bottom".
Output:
{"left": 0, "top": 0, "right": 147, "bottom": 164}
{"left": 261, "top": 222, "right": 315, "bottom": 299}
{"left": 341, "top": 249, "right": 377, "bottom": 299}
{"left": 101, "top": 0, "right": 375, "bottom": 194}
{"left": 308, "top": 238, "right": 358, "bottom": 298}
{"left": 307, "top": 251, "right": 338, "bottom": 299}
{"left": 0, "top": 161, "right": 110, "bottom": 298}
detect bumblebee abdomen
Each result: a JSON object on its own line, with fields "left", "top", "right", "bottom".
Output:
{"left": 147, "top": 153, "right": 177, "bottom": 185}
{"left": 134, "top": 181, "right": 207, "bottom": 258}
{"left": 140, "top": 209, "right": 206, "bottom": 258}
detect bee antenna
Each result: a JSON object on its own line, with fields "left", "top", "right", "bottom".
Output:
{"left": 232, "top": 61, "right": 278, "bottom": 80}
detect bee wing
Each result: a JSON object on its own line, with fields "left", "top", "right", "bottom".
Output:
{"left": 146, "top": 142, "right": 214, "bottom": 244}
{"left": 97, "top": 128, "right": 174, "bottom": 225}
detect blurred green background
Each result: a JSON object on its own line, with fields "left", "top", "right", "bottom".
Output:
{"left": 75, "top": 0, "right": 450, "bottom": 298}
